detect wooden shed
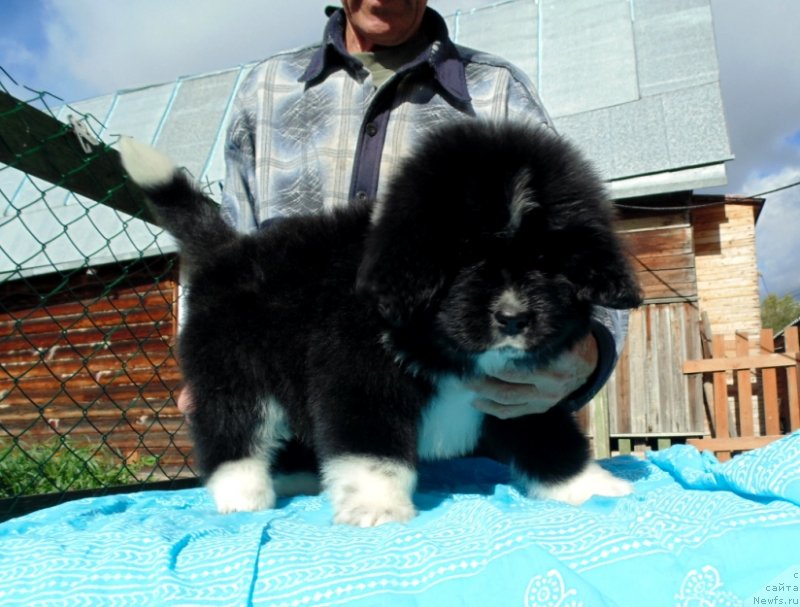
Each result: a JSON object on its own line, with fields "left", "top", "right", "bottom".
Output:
{"left": 0, "top": 257, "right": 191, "bottom": 479}
{"left": 592, "top": 195, "right": 765, "bottom": 449}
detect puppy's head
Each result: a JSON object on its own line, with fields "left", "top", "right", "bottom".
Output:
{"left": 357, "top": 121, "right": 642, "bottom": 364}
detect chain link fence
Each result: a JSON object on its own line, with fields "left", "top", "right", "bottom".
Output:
{"left": 0, "top": 71, "right": 197, "bottom": 520}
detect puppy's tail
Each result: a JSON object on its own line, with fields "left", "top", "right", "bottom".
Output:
{"left": 118, "top": 137, "right": 237, "bottom": 265}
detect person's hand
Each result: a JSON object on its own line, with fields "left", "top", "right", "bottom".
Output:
{"left": 467, "top": 333, "right": 598, "bottom": 419}
{"left": 176, "top": 385, "right": 194, "bottom": 422}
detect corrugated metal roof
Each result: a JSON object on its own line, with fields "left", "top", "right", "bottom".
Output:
{"left": 1, "top": 0, "right": 732, "bottom": 281}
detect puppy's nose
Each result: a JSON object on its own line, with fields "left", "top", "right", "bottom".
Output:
{"left": 493, "top": 311, "right": 530, "bottom": 336}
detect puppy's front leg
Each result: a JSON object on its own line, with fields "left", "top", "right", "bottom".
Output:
{"left": 308, "top": 316, "right": 431, "bottom": 526}
{"left": 322, "top": 455, "right": 417, "bottom": 527}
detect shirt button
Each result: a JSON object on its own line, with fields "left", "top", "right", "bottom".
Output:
{"left": 365, "top": 123, "right": 378, "bottom": 137}
{"left": 355, "top": 191, "right": 369, "bottom": 202}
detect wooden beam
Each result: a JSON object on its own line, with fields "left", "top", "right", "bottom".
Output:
{"left": 592, "top": 387, "right": 611, "bottom": 459}
{"left": 711, "top": 335, "right": 730, "bottom": 447}
{"left": 0, "top": 90, "right": 156, "bottom": 224}
{"left": 687, "top": 435, "right": 781, "bottom": 453}
{"left": 760, "top": 329, "right": 781, "bottom": 435}
{"left": 735, "top": 333, "right": 754, "bottom": 436}
{"left": 785, "top": 327, "right": 800, "bottom": 431}
{"left": 683, "top": 352, "right": 800, "bottom": 374}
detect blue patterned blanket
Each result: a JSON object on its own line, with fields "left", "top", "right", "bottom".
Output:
{"left": 2, "top": 432, "right": 799, "bottom": 606}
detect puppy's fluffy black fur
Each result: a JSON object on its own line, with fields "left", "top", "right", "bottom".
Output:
{"left": 121, "top": 121, "right": 641, "bottom": 522}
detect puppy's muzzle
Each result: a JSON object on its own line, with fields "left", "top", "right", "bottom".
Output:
{"left": 493, "top": 311, "right": 531, "bottom": 336}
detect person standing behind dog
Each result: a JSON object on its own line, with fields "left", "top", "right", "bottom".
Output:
{"left": 178, "top": 0, "right": 629, "bottom": 421}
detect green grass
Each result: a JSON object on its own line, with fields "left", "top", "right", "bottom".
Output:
{"left": 0, "top": 437, "right": 157, "bottom": 498}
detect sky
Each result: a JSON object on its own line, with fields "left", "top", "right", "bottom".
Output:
{"left": 0, "top": 0, "right": 798, "bottom": 299}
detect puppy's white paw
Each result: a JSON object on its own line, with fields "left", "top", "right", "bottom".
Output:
{"left": 206, "top": 457, "right": 275, "bottom": 514}
{"left": 334, "top": 495, "right": 416, "bottom": 528}
{"left": 528, "top": 462, "right": 632, "bottom": 506}
{"left": 323, "top": 455, "right": 417, "bottom": 527}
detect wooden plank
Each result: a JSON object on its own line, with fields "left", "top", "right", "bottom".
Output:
{"left": 711, "top": 335, "right": 730, "bottom": 460}
{"left": 0, "top": 90, "right": 157, "bottom": 224}
{"left": 619, "top": 220, "right": 698, "bottom": 303}
{"left": 4, "top": 373, "right": 181, "bottom": 401}
{"left": 6, "top": 404, "right": 183, "bottom": 425}
{"left": 735, "top": 333, "right": 754, "bottom": 436}
{"left": 592, "top": 388, "right": 610, "bottom": 459}
{"left": 786, "top": 327, "right": 800, "bottom": 431}
{"left": 629, "top": 252, "right": 695, "bottom": 273}
{"left": 622, "top": 225, "right": 693, "bottom": 256}
{"left": 617, "top": 211, "right": 689, "bottom": 233}
{"left": 760, "top": 329, "right": 781, "bottom": 435}
{"left": 608, "top": 303, "right": 703, "bottom": 436}
{"left": 700, "top": 312, "right": 713, "bottom": 357}
{"left": 1, "top": 350, "right": 176, "bottom": 381}
{"left": 687, "top": 435, "right": 781, "bottom": 452}
{"left": 635, "top": 268, "right": 697, "bottom": 301}
{"left": 657, "top": 305, "right": 674, "bottom": 430}
{"left": 1, "top": 373, "right": 181, "bottom": 406}
{"left": 1, "top": 415, "right": 187, "bottom": 437}
{"left": 643, "top": 306, "right": 659, "bottom": 433}
{"left": 612, "top": 432, "right": 706, "bottom": 438}
{"left": 1, "top": 263, "right": 176, "bottom": 315}
{"left": 1, "top": 335, "right": 173, "bottom": 362}
{"left": 683, "top": 353, "right": 800, "bottom": 374}
{"left": 684, "top": 305, "right": 704, "bottom": 431}
{"left": 2, "top": 323, "right": 174, "bottom": 353}
{"left": 672, "top": 303, "right": 697, "bottom": 432}
{"left": 612, "top": 312, "right": 635, "bottom": 434}
{"left": 3, "top": 297, "right": 174, "bottom": 336}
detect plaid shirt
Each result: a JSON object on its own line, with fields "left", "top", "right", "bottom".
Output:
{"left": 219, "top": 7, "right": 625, "bottom": 411}
{"left": 220, "top": 7, "right": 551, "bottom": 231}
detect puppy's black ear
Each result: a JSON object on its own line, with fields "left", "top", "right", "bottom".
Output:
{"left": 568, "top": 231, "right": 643, "bottom": 310}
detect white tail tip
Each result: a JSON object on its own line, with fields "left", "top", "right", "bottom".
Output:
{"left": 118, "top": 136, "right": 177, "bottom": 187}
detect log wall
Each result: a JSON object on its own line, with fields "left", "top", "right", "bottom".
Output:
{"left": 0, "top": 257, "right": 193, "bottom": 480}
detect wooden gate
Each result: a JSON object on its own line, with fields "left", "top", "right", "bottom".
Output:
{"left": 682, "top": 327, "right": 800, "bottom": 460}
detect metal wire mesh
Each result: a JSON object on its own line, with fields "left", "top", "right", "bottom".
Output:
{"left": 0, "top": 72, "right": 196, "bottom": 518}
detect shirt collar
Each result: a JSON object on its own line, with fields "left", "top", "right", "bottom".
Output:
{"left": 299, "top": 7, "right": 471, "bottom": 103}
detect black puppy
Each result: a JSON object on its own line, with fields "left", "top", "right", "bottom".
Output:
{"left": 119, "top": 121, "right": 641, "bottom": 526}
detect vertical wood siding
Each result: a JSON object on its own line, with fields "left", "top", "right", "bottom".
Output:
{"left": 607, "top": 302, "right": 704, "bottom": 434}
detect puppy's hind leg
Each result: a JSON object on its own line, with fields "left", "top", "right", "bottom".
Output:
{"left": 481, "top": 407, "right": 632, "bottom": 507}
{"left": 529, "top": 460, "right": 633, "bottom": 506}
{"left": 197, "top": 397, "right": 290, "bottom": 514}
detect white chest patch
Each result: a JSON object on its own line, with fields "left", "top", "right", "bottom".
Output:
{"left": 417, "top": 376, "right": 485, "bottom": 461}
